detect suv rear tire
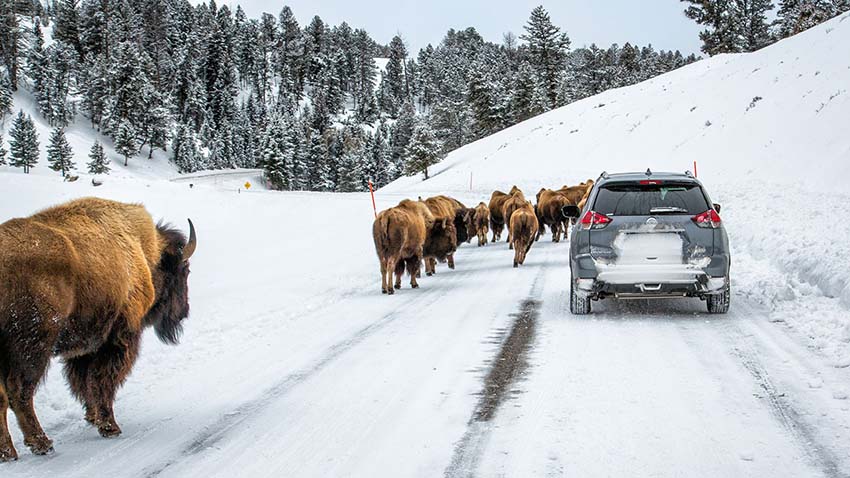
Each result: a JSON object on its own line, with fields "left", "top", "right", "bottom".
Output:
{"left": 706, "top": 278, "right": 730, "bottom": 314}
{"left": 570, "top": 272, "right": 591, "bottom": 315}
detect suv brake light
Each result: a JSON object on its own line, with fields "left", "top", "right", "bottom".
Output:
{"left": 580, "top": 211, "right": 612, "bottom": 230}
{"left": 692, "top": 209, "right": 721, "bottom": 228}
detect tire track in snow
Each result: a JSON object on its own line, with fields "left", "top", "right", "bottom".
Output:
{"left": 444, "top": 267, "right": 546, "bottom": 478}
{"left": 717, "top": 312, "right": 847, "bottom": 478}
{"left": 142, "top": 262, "right": 480, "bottom": 478}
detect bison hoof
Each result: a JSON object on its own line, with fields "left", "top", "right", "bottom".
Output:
{"left": 24, "top": 435, "right": 54, "bottom": 455}
{"left": 426, "top": 272, "right": 433, "bottom": 277}
{"left": 394, "top": 284, "right": 401, "bottom": 290}
{"left": 98, "top": 422, "right": 122, "bottom": 438}
{"left": 382, "top": 288, "right": 388, "bottom": 294}
{"left": 387, "top": 288, "right": 395, "bottom": 295}
{"left": 411, "top": 283, "right": 419, "bottom": 289}
{"left": 448, "top": 264, "right": 455, "bottom": 270}
{"left": 0, "top": 445, "right": 18, "bottom": 462}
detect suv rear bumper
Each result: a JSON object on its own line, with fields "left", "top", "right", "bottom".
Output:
{"left": 572, "top": 255, "right": 730, "bottom": 300}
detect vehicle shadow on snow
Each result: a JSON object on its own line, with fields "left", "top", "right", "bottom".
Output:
{"left": 586, "top": 297, "right": 718, "bottom": 322}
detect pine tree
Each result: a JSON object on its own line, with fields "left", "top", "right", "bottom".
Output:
{"left": 114, "top": 120, "right": 137, "bottom": 166}
{"left": 682, "top": 0, "right": 743, "bottom": 55}
{"left": 0, "top": 132, "right": 6, "bottom": 166}
{"left": 383, "top": 35, "right": 408, "bottom": 117}
{"left": 172, "top": 123, "right": 202, "bottom": 173}
{"left": 260, "top": 113, "right": 290, "bottom": 189}
{"left": 403, "top": 120, "right": 442, "bottom": 180}
{"left": 0, "top": 0, "right": 22, "bottom": 90}
{"left": 27, "top": 21, "right": 48, "bottom": 106}
{"left": 737, "top": 0, "right": 775, "bottom": 52}
{"left": 53, "top": 0, "right": 83, "bottom": 56}
{"left": 87, "top": 140, "right": 110, "bottom": 174}
{"left": 8, "top": 110, "right": 39, "bottom": 173}
{"left": 47, "top": 127, "right": 75, "bottom": 176}
{"left": 521, "top": 6, "right": 571, "bottom": 106}
{"left": 0, "top": 72, "right": 12, "bottom": 120}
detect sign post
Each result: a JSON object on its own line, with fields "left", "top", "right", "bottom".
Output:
{"left": 693, "top": 161, "right": 698, "bottom": 178}
{"left": 368, "top": 180, "right": 377, "bottom": 218}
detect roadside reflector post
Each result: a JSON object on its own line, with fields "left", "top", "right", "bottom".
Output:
{"left": 368, "top": 180, "right": 377, "bottom": 218}
{"left": 693, "top": 160, "right": 698, "bottom": 178}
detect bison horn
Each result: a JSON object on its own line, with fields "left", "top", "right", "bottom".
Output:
{"left": 182, "top": 219, "right": 197, "bottom": 261}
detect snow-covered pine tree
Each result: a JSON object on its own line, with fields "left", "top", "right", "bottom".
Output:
{"left": 260, "top": 113, "right": 290, "bottom": 190}
{"left": 47, "top": 127, "right": 75, "bottom": 176}
{"left": 736, "top": 0, "right": 775, "bottom": 52}
{"left": 8, "top": 110, "right": 39, "bottom": 173}
{"left": 520, "top": 6, "right": 571, "bottom": 107}
{"left": 27, "top": 21, "right": 48, "bottom": 111}
{"left": 278, "top": 6, "right": 304, "bottom": 99}
{"left": 682, "top": 0, "right": 743, "bottom": 55}
{"left": 42, "top": 42, "right": 77, "bottom": 126}
{"left": 0, "top": 1, "right": 22, "bottom": 90}
{"left": 512, "top": 61, "right": 544, "bottom": 122}
{"left": 87, "top": 140, "right": 110, "bottom": 174}
{"left": 791, "top": 0, "right": 838, "bottom": 33}
{"left": 336, "top": 130, "right": 365, "bottom": 192}
{"left": 306, "top": 126, "right": 330, "bottom": 190}
{"left": 114, "top": 120, "right": 137, "bottom": 166}
{"left": 53, "top": 0, "right": 82, "bottom": 57}
{"left": 403, "top": 119, "right": 442, "bottom": 180}
{"left": 0, "top": 71, "right": 12, "bottom": 120}
{"left": 383, "top": 35, "right": 408, "bottom": 117}
{"left": 0, "top": 132, "right": 6, "bottom": 165}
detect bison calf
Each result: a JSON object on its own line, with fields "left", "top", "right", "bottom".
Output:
{"left": 373, "top": 199, "right": 434, "bottom": 294}
{"left": 0, "top": 198, "right": 196, "bottom": 460}
{"left": 509, "top": 202, "right": 539, "bottom": 267}
{"left": 473, "top": 202, "right": 490, "bottom": 246}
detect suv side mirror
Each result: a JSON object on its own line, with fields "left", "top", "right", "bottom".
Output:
{"left": 713, "top": 203, "right": 722, "bottom": 214}
{"left": 562, "top": 205, "right": 581, "bottom": 219}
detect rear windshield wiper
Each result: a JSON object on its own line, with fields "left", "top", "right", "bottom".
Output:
{"left": 649, "top": 207, "right": 688, "bottom": 214}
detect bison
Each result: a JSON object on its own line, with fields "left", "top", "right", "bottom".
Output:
{"left": 373, "top": 199, "right": 434, "bottom": 294}
{"left": 0, "top": 198, "right": 197, "bottom": 461}
{"left": 421, "top": 196, "right": 460, "bottom": 275}
{"left": 439, "top": 195, "right": 475, "bottom": 245}
{"left": 509, "top": 201, "right": 539, "bottom": 267}
{"left": 536, "top": 188, "right": 572, "bottom": 242}
{"left": 488, "top": 190, "right": 509, "bottom": 243}
{"left": 473, "top": 202, "right": 490, "bottom": 247}
{"left": 501, "top": 187, "right": 527, "bottom": 248}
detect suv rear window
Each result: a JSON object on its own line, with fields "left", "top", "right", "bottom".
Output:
{"left": 592, "top": 182, "right": 710, "bottom": 216}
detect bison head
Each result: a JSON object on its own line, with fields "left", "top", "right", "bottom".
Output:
{"left": 454, "top": 209, "right": 475, "bottom": 244}
{"left": 146, "top": 219, "right": 197, "bottom": 344}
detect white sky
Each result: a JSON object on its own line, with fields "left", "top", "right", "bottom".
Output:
{"left": 220, "top": 0, "right": 704, "bottom": 56}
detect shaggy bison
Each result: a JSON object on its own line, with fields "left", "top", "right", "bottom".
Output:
{"left": 501, "top": 187, "right": 527, "bottom": 248}
{"left": 373, "top": 199, "right": 434, "bottom": 294}
{"left": 473, "top": 202, "right": 490, "bottom": 247}
{"left": 0, "top": 198, "right": 196, "bottom": 461}
{"left": 509, "top": 201, "right": 539, "bottom": 267}
{"left": 536, "top": 188, "right": 572, "bottom": 242}
{"left": 421, "top": 196, "right": 460, "bottom": 275}
{"left": 488, "top": 190, "right": 509, "bottom": 242}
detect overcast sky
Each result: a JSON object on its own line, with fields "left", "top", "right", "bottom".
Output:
{"left": 224, "top": 0, "right": 704, "bottom": 56}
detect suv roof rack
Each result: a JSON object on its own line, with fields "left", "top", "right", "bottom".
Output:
{"left": 599, "top": 171, "right": 609, "bottom": 180}
{"left": 684, "top": 170, "right": 693, "bottom": 177}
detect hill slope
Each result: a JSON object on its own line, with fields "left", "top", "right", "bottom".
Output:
{"left": 386, "top": 11, "right": 850, "bottom": 196}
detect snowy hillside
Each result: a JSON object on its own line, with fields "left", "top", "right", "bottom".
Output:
{"left": 386, "top": 12, "right": 850, "bottom": 195}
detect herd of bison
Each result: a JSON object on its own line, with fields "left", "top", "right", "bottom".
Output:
{"left": 373, "top": 180, "right": 595, "bottom": 294}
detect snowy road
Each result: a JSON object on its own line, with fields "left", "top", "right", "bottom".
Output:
{"left": 5, "top": 229, "right": 850, "bottom": 477}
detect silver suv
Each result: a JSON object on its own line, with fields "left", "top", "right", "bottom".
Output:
{"left": 563, "top": 170, "right": 730, "bottom": 314}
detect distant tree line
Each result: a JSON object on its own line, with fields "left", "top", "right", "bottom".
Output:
{"left": 681, "top": 0, "right": 850, "bottom": 56}
{"left": 0, "top": 2, "right": 696, "bottom": 188}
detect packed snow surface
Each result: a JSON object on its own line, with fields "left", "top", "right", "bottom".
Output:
{"left": 2, "top": 12, "right": 850, "bottom": 478}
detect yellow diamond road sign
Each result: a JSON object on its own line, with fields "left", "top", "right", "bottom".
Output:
{"left": 244, "top": 181, "right": 251, "bottom": 190}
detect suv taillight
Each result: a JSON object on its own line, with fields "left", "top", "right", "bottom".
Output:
{"left": 580, "top": 211, "right": 612, "bottom": 230}
{"left": 692, "top": 209, "right": 721, "bottom": 228}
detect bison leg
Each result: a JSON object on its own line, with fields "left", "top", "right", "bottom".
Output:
{"left": 380, "top": 258, "right": 389, "bottom": 294}
{"left": 447, "top": 254, "right": 455, "bottom": 270}
{"left": 71, "top": 328, "right": 142, "bottom": 438}
{"left": 385, "top": 258, "right": 397, "bottom": 295}
{"left": 6, "top": 373, "right": 53, "bottom": 456}
{"left": 394, "top": 260, "right": 405, "bottom": 289}
{"left": 0, "top": 380, "right": 17, "bottom": 462}
{"left": 406, "top": 257, "right": 420, "bottom": 288}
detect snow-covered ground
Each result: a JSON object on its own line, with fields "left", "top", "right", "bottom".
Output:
{"left": 2, "top": 11, "right": 850, "bottom": 478}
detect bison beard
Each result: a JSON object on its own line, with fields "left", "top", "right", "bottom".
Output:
{"left": 0, "top": 198, "right": 196, "bottom": 461}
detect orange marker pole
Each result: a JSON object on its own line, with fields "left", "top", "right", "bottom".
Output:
{"left": 368, "top": 180, "right": 377, "bottom": 218}
{"left": 693, "top": 160, "right": 698, "bottom": 178}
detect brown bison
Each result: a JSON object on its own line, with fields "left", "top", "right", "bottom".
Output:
{"left": 440, "top": 195, "right": 475, "bottom": 245}
{"left": 576, "top": 179, "right": 595, "bottom": 211}
{"left": 373, "top": 199, "right": 434, "bottom": 294}
{"left": 473, "top": 202, "right": 490, "bottom": 247}
{"left": 421, "top": 196, "right": 460, "bottom": 275}
{"left": 509, "top": 201, "right": 539, "bottom": 267}
{"left": 536, "top": 188, "right": 572, "bottom": 242}
{"left": 0, "top": 198, "right": 197, "bottom": 461}
{"left": 501, "top": 187, "right": 527, "bottom": 248}
{"left": 488, "top": 190, "right": 509, "bottom": 242}
{"left": 557, "top": 180, "right": 595, "bottom": 224}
